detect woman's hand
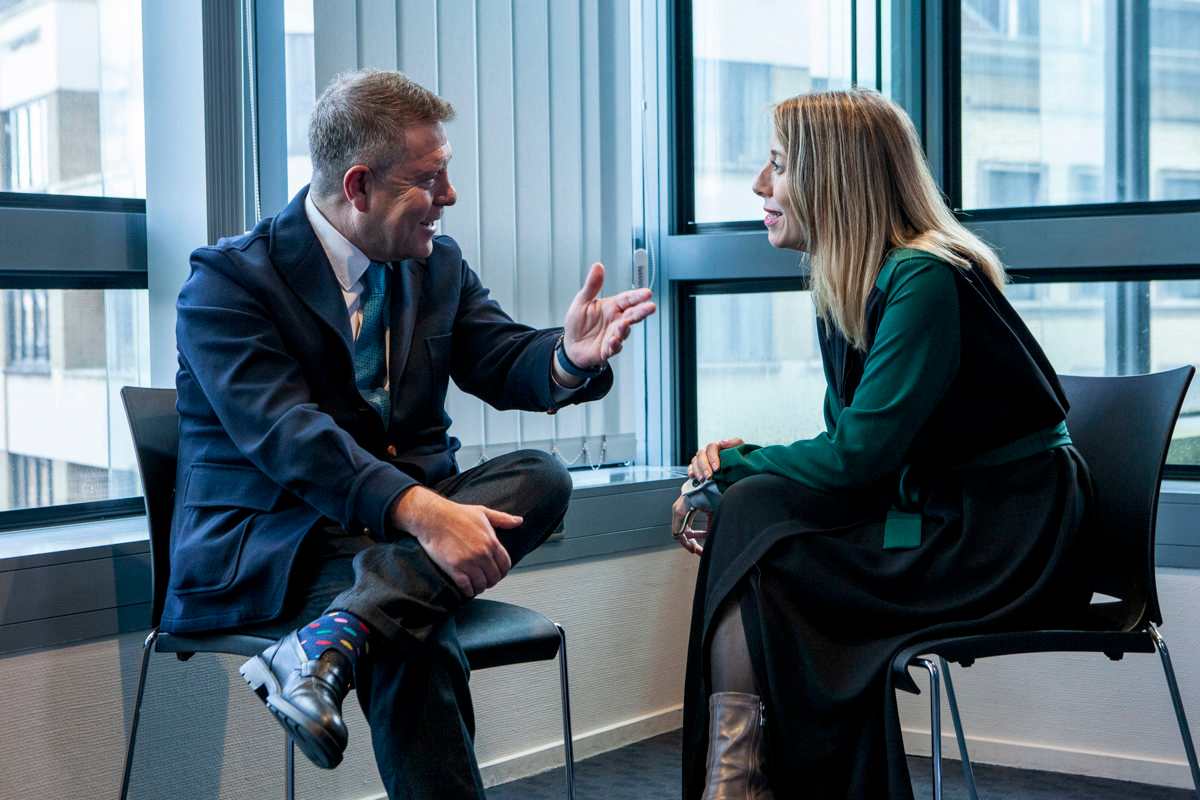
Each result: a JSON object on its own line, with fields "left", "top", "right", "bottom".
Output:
{"left": 688, "top": 437, "right": 744, "bottom": 481}
{"left": 672, "top": 495, "right": 708, "bottom": 556}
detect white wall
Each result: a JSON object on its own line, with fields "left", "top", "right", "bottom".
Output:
{"left": 0, "top": 548, "right": 698, "bottom": 800}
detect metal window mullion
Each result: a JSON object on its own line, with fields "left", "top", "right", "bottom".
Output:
{"left": 250, "top": 0, "right": 288, "bottom": 223}
{"left": 1106, "top": 1, "right": 1153, "bottom": 375}
{"left": 1127, "top": 0, "right": 1151, "bottom": 203}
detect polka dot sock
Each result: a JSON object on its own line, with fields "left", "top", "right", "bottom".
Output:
{"left": 298, "top": 610, "right": 370, "bottom": 668}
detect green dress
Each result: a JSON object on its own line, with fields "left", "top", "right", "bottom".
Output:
{"left": 682, "top": 249, "right": 1091, "bottom": 799}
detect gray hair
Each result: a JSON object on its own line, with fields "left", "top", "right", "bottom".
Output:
{"left": 308, "top": 69, "right": 455, "bottom": 198}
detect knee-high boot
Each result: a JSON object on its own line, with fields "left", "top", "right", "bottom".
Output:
{"left": 702, "top": 692, "right": 774, "bottom": 799}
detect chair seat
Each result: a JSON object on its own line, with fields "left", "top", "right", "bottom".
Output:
{"left": 892, "top": 627, "right": 1157, "bottom": 693}
{"left": 155, "top": 600, "right": 562, "bottom": 670}
{"left": 156, "top": 631, "right": 277, "bottom": 659}
{"left": 455, "top": 599, "right": 562, "bottom": 671}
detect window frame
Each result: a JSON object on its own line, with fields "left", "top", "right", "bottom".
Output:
{"left": 664, "top": 0, "right": 1200, "bottom": 479}
{"left": 677, "top": 270, "right": 1200, "bottom": 479}
{"left": 671, "top": 0, "right": 884, "bottom": 235}
{"left": 943, "top": 0, "right": 1200, "bottom": 219}
{"left": 0, "top": 190, "right": 149, "bottom": 531}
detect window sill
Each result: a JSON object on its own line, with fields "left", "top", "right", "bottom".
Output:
{"left": 0, "top": 467, "right": 687, "bottom": 655}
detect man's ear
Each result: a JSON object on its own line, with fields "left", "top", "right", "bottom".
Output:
{"left": 343, "top": 165, "right": 371, "bottom": 212}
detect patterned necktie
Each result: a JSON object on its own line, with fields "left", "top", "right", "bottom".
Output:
{"left": 355, "top": 262, "right": 390, "bottom": 422}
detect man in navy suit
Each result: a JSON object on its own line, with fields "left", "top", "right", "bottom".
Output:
{"left": 171, "top": 70, "right": 655, "bottom": 798}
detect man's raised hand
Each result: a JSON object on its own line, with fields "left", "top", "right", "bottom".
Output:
{"left": 562, "top": 263, "right": 656, "bottom": 368}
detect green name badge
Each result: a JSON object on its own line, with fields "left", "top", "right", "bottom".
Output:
{"left": 883, "top": 510, "right": 922, "bottom": 550}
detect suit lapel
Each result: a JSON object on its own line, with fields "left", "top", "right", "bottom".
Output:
{"left": 269, "top": 188, "right": 355, "bottom": 366}
{"left": 387, "top": 257, "right": 423, "bottom": 391}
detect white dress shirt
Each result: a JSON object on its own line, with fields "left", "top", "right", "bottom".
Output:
{"left": 305, "top": 192, "right": 379, "bottom": 341}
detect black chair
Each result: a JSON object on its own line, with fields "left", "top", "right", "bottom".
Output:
{"left": 118, "top": 387, "right": 577, "bottom": 800}
{"left": 894, "top": 366, "right": 1200, "bottom": 800}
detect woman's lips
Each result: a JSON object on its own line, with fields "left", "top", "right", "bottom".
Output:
{"left": 764, "top": 210, "right": 783, "bottom": 227}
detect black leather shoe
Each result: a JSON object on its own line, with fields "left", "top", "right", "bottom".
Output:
{"left": 239, "top": 632, "right": 352, "bottom": 769}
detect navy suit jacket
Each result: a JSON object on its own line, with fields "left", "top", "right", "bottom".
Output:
{"left": 166, "top": 187, "right": 612, "bottom": 633}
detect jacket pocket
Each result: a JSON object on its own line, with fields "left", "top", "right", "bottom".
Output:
{"left": 183, "top": 463, "right": 284, "bottom": 511}
{"left": 170, "top": 463, "right": 283, "bottom": 595}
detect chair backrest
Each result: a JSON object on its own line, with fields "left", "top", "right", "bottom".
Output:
{"left": 1060, "top": 367, "right": 1194, "bottom": 630}
{"left": 121, "top": 386, "right": 180, "bottom": 629}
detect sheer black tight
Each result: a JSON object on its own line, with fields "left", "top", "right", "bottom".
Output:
{"left": 709, "top": 593, "right": 757, "bottom": 695}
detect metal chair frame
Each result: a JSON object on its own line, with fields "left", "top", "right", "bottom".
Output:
{"left": 915, "top": 631, "right": 1199, "bottom": 800}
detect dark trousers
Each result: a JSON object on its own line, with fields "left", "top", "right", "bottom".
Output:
{"left": 245, "top": 449, "right": 572, "bottom": 800}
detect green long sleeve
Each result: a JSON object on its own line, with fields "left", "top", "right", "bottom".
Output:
{"left": 716, "top": 255, "right": 961, "bottom": 493}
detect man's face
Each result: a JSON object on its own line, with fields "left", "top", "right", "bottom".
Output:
{"left": 360, "top": 122, "right": 456, "bottom": 261}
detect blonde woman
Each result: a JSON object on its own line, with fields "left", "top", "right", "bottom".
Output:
{"left": 674, "top": 90, "right": 1091, "bottom": 799}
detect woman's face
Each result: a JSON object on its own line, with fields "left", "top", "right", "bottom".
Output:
{"left": 752, "top": 131, "right": 805, "bottom": 251}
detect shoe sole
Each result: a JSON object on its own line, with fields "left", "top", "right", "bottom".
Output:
{"left": 239, "top": 655, "right": 345, "bottom": 770}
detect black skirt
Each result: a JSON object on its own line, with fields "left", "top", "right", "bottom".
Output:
{"left": 681, "top": 446, "right": 1092, "bottom": 799}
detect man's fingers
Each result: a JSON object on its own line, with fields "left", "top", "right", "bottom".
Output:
{"left": 477, "top": 554, "right": 503, "bottom": 589}
{"left": 719, "top": 437, "right": 744, "bottom": 448}
{"left": 494, "top": 541, "right": 513, "bottom": 575}
{"left": 573, "top": 262, "right": 605, "bottom": 305}
{"left": 612, "top": 287, "right": 653, "bottom": 311}
{"left": 621, "top": 301, "right": 656, "bottom": 324}
{"left": 483, "top": 507, "right": 524, "bottom": 529}
{"left": 452, "top": 572, "right": 476, "bottom": 598}
{"left": 465, "top": 567, "right": 488, "bottom": 596}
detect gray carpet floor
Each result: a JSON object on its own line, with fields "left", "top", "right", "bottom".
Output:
{"left": 487, "top": 729, "right": 1193, "bottom": 799}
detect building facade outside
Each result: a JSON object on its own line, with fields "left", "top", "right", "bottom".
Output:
{"left": 0, "top": 0, "right": 147, "bottom": 512}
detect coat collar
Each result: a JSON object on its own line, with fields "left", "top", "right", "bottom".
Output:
{"left": 269, "top": 186, "right": 355, "bottom": 361}
{"left": 269, "top": 185, "right": 428, "bottom": 413}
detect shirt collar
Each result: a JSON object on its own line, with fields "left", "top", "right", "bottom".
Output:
{"left": 304, "top": 191, "right": 374, "bottom": 291}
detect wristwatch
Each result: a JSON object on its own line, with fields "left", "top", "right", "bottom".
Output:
{"left": 554, "top": 333, "right": 606, "bottom": 380}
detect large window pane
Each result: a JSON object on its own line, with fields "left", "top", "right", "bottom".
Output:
{"left": 695, "top": 290, "right": 825, "bottom": 447}
{"left": 692, "top": 0, "right": 854, "bottom": 223}
{"left": 961, "top": 0, "right": 1200, "bottom": 209}
{"left": 284, "top": 0, "right": 315, "bottom": 199}
{"left": 0, "top": 288, "right": 150, "bottom": 511}
{"left": 0, "top": 0, "right": 144, "bottom": 198}
{"left": 1008, "top": 279, "right": 1200, "bottom": 466}
{"left": 693, "top": 279, "right": 1200, "bottom": 468}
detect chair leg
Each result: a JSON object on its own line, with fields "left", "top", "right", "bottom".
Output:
{"left": 119, "top": 629, "right": 159, "bottom": 800}
{"left": 915, "top": 658, "right": 943, "bottom": 800}
{"left": 286, "top": 735, "right": 296, "bottom": 800}
{"left": 555, "top": 624, "right": 577, "bottom": 800}
{"left": 938, "top": 656, "right": 980, "bottom": 800}
{"left": 1151, "top": 626, "right": 1200, "bottom": 798}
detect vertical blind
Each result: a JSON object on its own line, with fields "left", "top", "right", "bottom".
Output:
{"left": 311, "top": 0, "right": 641, "bottom": 467}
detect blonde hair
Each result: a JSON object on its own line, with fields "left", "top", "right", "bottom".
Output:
{"left": 773, "top": 89, "right": 1005, "bottom": 349}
